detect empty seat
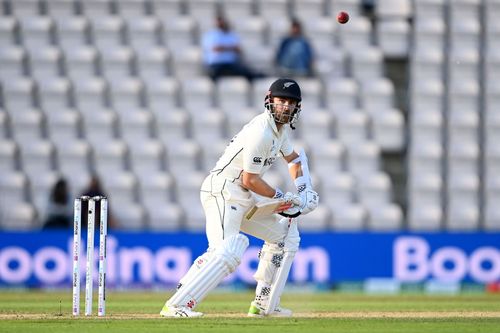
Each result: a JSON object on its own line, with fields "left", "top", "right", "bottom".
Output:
{"left": 0, "top": 110, "right": 9, "bottom": 139}
{"left": 216, "top": 77, "right": 251, "bottom": 113}
{"left": 112, "top": 201, "right": 147, "bottom": 230}
{"left": 125, "top": 17, "right": 161, "bottom": 50}
{"left": 185, "top": 0, "right": 220, "bottom": 30}
{"left": 408, "top": 172, "right": 442, "bottom": 209}
{"left": 90, "top": 16, "right": 126, "bottom": 50}
{"left": 297, "top": 78, "right": 323, "bottom": 109}
{"left": 154, "top": 107, "right": 190, "bottom": 142}
{"left": 449, "top": 0, "right": 481, "bottom": 25}
{"left": 413, "top": 17, "right": 446, "bottom": 53}
{"left": 367, "top": 204, "right": 403, "bottom": 230}
{"left": 449, "top": 17, "right": 481, "bottom": 52}
{"left": 334, "top": 111, "right": 369, "bottom": 146}
{"left": 0, "top": 140, "right": 20, "bottom": 172}
{"left": 292, "top": 0, "right": 325, "bottom": 21}
{"left": 136, "top": 46, "right": 172, "bottom": 81}
{"left": 10, "top": 110, "right": 46, "bottom": 145}
{"left": 19, "top": 140, "right": 57, "bottom": 178}
{"left": 361, "top": 78, "right": 395, "bottom": 113}
{"left": 408, "top": 203, "right": 442, "bottom": 230}
{"left": 139, "top": 170, "right": 175, "bottom": 207}
{"left": 304, "top": 17, "right": 337, "bottom": 58}
{"left": 80, "top": 0, "right": 114, "bottom": 18}
{"left": 55, "top": 17, "right": 91, "bottom": 51}
{"left": 410, "top": 109, "right": 443, "bottom": 146}
{"left": 357, "top": 172, "right": 392, "bottom": 209}
{"left": 180, "top": 76, "right": 215, "bottom": 112}
{"left": 256, "top": 0, "right": 290, "bottom": 21}
{"left": 46, "top": 0, "right": 78, "bottom": 16}
{"left": 370, "top": 109, "right": 404, "bottom": 152}
{"left": 166, "top": 139, "right": 203, "bottom": 178}
{"left": 447, "top": 142, "right": 479, "bottom": 179}
{"left": 161, "top": 16, "right": 199, "bottom": 50}
{"left": 0, "top": 202, "right": 37, "bottom": 230}
{"left": 350, "top": 47, "right": 384, "bottom": 81}
{"left": 251, "top": 77, "right": 279, "bottom": 108}
{"left": 129, "top": 139, "right": 167, "bottom": 176}
{"left": 9, "top": 0, "right": 42, "bottom": 16}
{"left": 0, "top": 171, "right": 30, "bottom": 212}
{"left": 151, "top": 0, "right": 183, "bottom": 18}
{"left": 147, "top": 201, "right": 184, "bottom": 230}
{"left": 110, "top": 78, "right": 146, "bottom": 112}
{"left": 82, "top": 109, "right": 119, "bottom": 146}
{"left": 93, "top": 140, "right": 130, "bottom": 175}
{"left": 202, "top": 138, "right": 228, "bottom": 171}
{"left": 310, "top": 140, "right": 345, "bottom": 175}
{"left": 190, "top": 108, "right": 227, "bottom": 146}
{"left": 330, "top": 203, "right": 366, "bottom": 230}
{"left": 73, "top": 77, "right": 110, "bottom": 114}
{"left": 19, "top": 17, "right": 56, "bottom": 51}
{"left": 55, "top": 140, "right": 92, "bottom": 192}
{"left": 116, "top": 0, "right": 149, "bottom": 18}
{"left": 447, "top": 79, "right": 480, "bottom": 118}
{"left": 299, "top": 109, "right": 333, "bottom": 144}
{"left": 38, "top": 77, "right": 73, "bottom": 113}
{"left": 414, "top": 0, "right": 446, "bottom": 21}
{"left": 119, "top": 110, "right": 155, "bottom": 147}
{"left": 408, "top": 141, "right": 443, "bottom": 176}
{"left": 220, "top": 0, "right": 255, "bottom": 17}
{"left": 0, "top": 17, "right": 18, "bottom": 46}
{"left": 64, "top": 46, "right": 99, "bottom": 80}
{"left": 145, "top": 77, "right": 181, "bottom": 112}
{"left": 376, "top": 19, "right": 410, "bottom": 58}
{"left": 46, "top": 108, "right": 83, "bottom": 143}
{"left": 346, "top": 141, "right": 381, "bottom": 178}
{"left": 0, "top": 46, "right": 28, "bottom": 80}
{"left": 448, "top": 48, "right": 480, "bottom": 83}
{"left": 447, "top": 173, "right": 479, "bottom": 209}
{"left": 171, "top": 47, "right": 203, "bottom": 78}
{"left": 410, "top": 79, "right": 444, "bottom": 113}
{"left": 447, "top": 111, "right": 479, "bottom": 149}
{"left": 100, "top": 47, "right": 136, "bottom": 82}
{"left": 446, "top": 202, "right": 479, "bottom": 230}
{"left": 338, "top": 16, "right": 372, "bottom": 51}
{"left": 321, "top": 172, "right": 355, "bottom": 209}
{"left": 326, "top": 78, "right": 359, "bottom": 113}
{"left": 101, "top": 170, "right": 138, "bottom": 205}
{"left": 411, "top": 48, "right": 444, "bottom": 83}
{"left": 29, "top": 171, "right": 59, "bottom": 222}
{"left": 233, "top": 16, "right": 268, "bottom": 51}
{"left": 2, "top": 78, "right": 37, "bottom": 111}
{"left": 484, "top": 200, "right": 500, "bottom": 230}
{"left": 29, "top": 47, "right": 64, "bottom": 81}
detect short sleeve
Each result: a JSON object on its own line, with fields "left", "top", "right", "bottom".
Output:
{"left": 242, "top": 131, "right": 272, "bottom": 174}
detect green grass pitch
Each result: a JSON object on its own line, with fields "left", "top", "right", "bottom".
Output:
{"left": 0, "top": 290, "right": 499, "bottom": 333}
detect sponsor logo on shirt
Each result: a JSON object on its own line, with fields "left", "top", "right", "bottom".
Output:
{"left": 264, "top": 157, "right": 276, "bottom": 166}
{"left": 253, "top": 157, "right": 262, "bottom": 164}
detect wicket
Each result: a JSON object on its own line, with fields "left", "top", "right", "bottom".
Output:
{"left": 72, "top": 196, "right": 108, "bottom": 316}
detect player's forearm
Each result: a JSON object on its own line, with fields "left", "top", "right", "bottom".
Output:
{"left": 241, "top": 173, "right": 277, "bottom": 198}
{"left": 288, "top": 161, "right": 303, "bottom": 180}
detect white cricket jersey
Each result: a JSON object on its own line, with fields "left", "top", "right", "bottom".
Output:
{"left": 211, "top": 112, "right": 294, "bottom": 184}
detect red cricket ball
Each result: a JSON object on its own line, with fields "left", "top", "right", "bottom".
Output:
{"left": 337, "top": 11, "right": 349, "bottom": 24}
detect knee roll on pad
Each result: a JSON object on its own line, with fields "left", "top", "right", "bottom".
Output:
{"left": 215, "top": 234, "right": 249, "bottom": 272}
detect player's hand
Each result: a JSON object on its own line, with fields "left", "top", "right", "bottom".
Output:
{"left": 299, "top": 189, "right": 319, "bottom": 215}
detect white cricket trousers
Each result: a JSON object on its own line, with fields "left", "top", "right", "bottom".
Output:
{"left": 200, "top": 173, "right": 290, "bottom": 249}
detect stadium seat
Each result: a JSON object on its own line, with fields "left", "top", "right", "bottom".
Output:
{"left": 447, "top": 111, "right": 479, "bottom": 149}
{"left": 101, "top": 170, "right": 139, "bottom": 207}
{"left": 38, "top": 77, "right": 73, "bottom": 113}
{"left": 46, "top": 108, "right": 83, "bottom": 143}
{"left": 338, "top": 16, "right": 372, "bottom": 51}
{"left": 449, "top": 0, "right": 481, "bottom": 25}
{"left": 112, "top": 202, "right": 147, "bottom": 230}
{"left": 46, "top": 0, "right": 78, "bottom": 17}
{"left": 201, "top": 138, "right": 227, "bottom": 171}
{"left": 54, "top": 140, "right": 92, "bottom": 192}
{"left": 370, "top": 109, "right": 404, "bottom": 152}
{"left": 292, "top": 0, "right": 325, "bottom": 21}
{"left": 0, "top": 17, "right": 18, "bottom": 46}
{"left": 408, "top": 141, "right": 443, "bottom": 177}
{"left": 19, "top": 17, "right": 56, "bottom": 51}
{"left": 145, "top": 77, "right": 181, "bottom": 112}
{"left": 90, "top": 16, "right": 126, "bottom": 50}
{"left": 119, "top": 109, "right": 156, "bottom": 148}
{"left": 0, "top": 46, "right": 28, "bottom": 80}
{"left": 225, "top": 107, "right": 259, "bottom": 136}
{"left": 410, "top": 109, "right": 443, "bottom": 146}
{"left": 0, "top": 202, "right": 37, "bottom": 230}
{"left": 375, "top": 0, "right": 411, "bottom": 19}
{"left": 0, "top": 171, "right": 30, "bottom": 213}
{"left": 0, "top": 140, "right": 20, "bottom": 173}
{"left": 410, "top": 48, "right": 444, "bottom": 83}
{"left": 190, "top": 108, "right": 227, "bottom": 146}
{"left": 63, "top": 46, "right": 99, "bottom": 80}
{"left": 2, "top": 77, "right": 37, "bottom": 111}
{"left": 9, "top": 0, "right": 42, "bottom": 16}
{"left": 147, "top": 202, "right": 184, "bottom": 230}
{"left": 154, "top": 107, "right": 190, "bottom": 143}
{"left": 413, "top": 18, "right": 446, "bottom": 53}
{"left": 151, "top": 0, "right": 183, "bottom": 19}
{"left": 129, "top": 139, "right": 167, "bottom": 176}
{"left": 357, "top": 172, "right": 392, "bottom": 209}
{"left": 327, "top": 0, "right": 362, "bottom": 16}
{"left": 116, "top": 0, "right": 149, "bottom": 18}
{"left": 309, "top": 139, "right": 345, "bottom": 175}
{"left": 298, "top": 108, "right": 334, "bottom": 144}
{"left": 180, "top": 76, "right": 215, "bottom": 112}
{"left": 350, "top": 47, "right": 385, "bottom": 81}
{"left": 408, "top": 172, "right": 443, "bottom": 210}
{"left": 376, "top": 19, "right": 410, "bottom": 58}
{"left": 334, "top": 110, "right": 369, "bottom": 146}
{"left": 135, "top": 46, "right": 172, "bottom": 81}
{"left": 330, "top": 203, "right": 367, "bottom": 230}
{"left": 29, "top": 170, "right": 59, "bottom": 222}
{"left": 171, "top": 47, "right": 204, "bottom": 78}
{"left": 447, "top": 173, "right": 480, "bottom": 210}
{"left": 92, "top": 139, "right": 130, "bottom": 175}
{"left": 80, "top": 0, "right": 114, "bottom": 18}
{"left": 346, "top": 141, "right": 381, "bottom": 179}
{"left": 10, "top": 109, "right": 46, "bottom": 146}
{"left": 110, "top": 78, "right": 146, "bottom": 112}
{"left": 447, "top": 142, "right": 479, "bottom": 179}
{"left": 185, "top": 0, "right": 218, "bottom": 31}
{"left": 360, "top": 78, "right": 395, "bottom": 113}
{"left": 176, "top": 171, "right": 206, "bottom": 230}
{"left": 297, "top": 78, "right": 323, "bottom": 109}
{"left": 408, "top": 203, "right": 442, "bottom": 230}
{"left": 216, "top": 77, "right": 251, "bottom": 113}
{"left": 410, "top": 79, "right": 444, "bottom": 114}
{"left": 320, "top": 172, "right": 355, "bottom": 209}
{"left": 100, "top": 47, "right": 136, "bottom": 82}
{"left": 29, "top": 47, "right": 64, "bottom": 81}
{"left": 449, "top": 17, "right": 481, "bottom": 52}
{"left": 446, "top": 202, "right": 479, "bottom": 230}
{"left": 447, "top": 48, "right": 480, "bottom": 84}
{"left": 256, "top": 0, "right": 290, "bottom": 22}
{"left": 125, "top": 17, "right": 162, "bottom": 50}
{"left": 161, "top": 16, "right": 199, "bottom": 51}
{"left": 73, "top": 77, "right": 110, "bottom": 114}
{"left": 55, "top": 17, "right": 91, "bottom": 51}
{"left": 325, "top": 78, "right": 359, "bottom": 113}
{"left": 166, "top": 139, "right": 203, "bottom": 178}
{"left": 220, "top": 0, "right": 255, "bottom": 17}
{"left": 413, "top": 0, "right": 446, "bottom": 21}
{"left": 299, "top": 205, "right": 331, "bottom": 231}
{"left": 367, "top": 203, "right": 403, "bottom": 230}
{"left": 81, "top": 108, "right": 119, "bottom": 146}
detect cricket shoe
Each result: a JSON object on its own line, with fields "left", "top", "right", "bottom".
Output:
{"left": 160, "top": 305, "right": 203, "bottom": 318}
{"left": 247, "top": 301, "right": 293, "bottom": 317}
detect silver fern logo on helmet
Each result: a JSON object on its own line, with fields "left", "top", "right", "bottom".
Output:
{"left": 283, "top": 82, "right": 295, "bottom": 89}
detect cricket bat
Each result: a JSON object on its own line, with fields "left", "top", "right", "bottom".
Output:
{"left": 245, "top": 199, "right": 292, "bottom": 221}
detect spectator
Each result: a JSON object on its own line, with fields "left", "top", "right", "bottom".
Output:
{"left": 275, "top": 18, "right": 315, "bottom": 77}
{"left": 202, "top": 15, "right": 263, "bottom": 81}
{"left": 43, "top": 177, "right": 73, "bottom": 229}
{"left": 80, "top": 174, "right": 118, "bottom": 229}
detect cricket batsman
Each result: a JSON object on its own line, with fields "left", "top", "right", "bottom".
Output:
{"left": 160, "top": 78, "right": 319, "bottom": 317}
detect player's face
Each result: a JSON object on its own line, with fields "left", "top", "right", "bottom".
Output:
{"left": 272, "top": 97, "right": 298, "bottom": 124}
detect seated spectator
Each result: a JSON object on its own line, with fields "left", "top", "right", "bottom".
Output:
{"left": 202, "top": 15, "right": 263, "bottom": 81}
{"left": 43, "top": 177, "right": 73, "bottom": 229}
{"left": 275, "top": 18, "right": 315, "bottom": 77}
{"left": 80, "top": 174, "right": 118, "bottom": 229}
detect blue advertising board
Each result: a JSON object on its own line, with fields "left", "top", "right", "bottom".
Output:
{"left": 0, "top": 231, "right": 499, "bottom": 288}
